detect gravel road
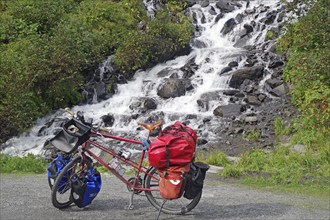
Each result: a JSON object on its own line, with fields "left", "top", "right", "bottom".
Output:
{"left": 0, "top": 172, "right": 329, "bottom": 220}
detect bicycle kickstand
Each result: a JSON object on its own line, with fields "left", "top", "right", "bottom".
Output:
{"left": 124, "top": 190, "right": 135, "bottom": 210}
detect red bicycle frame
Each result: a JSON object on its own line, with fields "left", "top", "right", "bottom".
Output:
{"left": 80, "top": 130, "right": 158, "bottom": 192}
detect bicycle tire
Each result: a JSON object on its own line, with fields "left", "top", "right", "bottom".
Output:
{"left": 51, "top": 155, "right": 82, "bottom": 209}
{"left": 144, "top": 167, "right": 202, "bottom": 215}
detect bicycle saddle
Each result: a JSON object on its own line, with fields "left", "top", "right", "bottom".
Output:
{"left": 137, "top": 121, "right": 162, "bottom": 131}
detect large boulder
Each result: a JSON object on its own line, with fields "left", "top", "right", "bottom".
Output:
{"left": 229, "top": 66, "right": 264, "bottom": 88}
{"left": 157, "top": 79, "right": 187, "bottom": 99}
{"left": 215, "top": 0, "right": 235, "bottom": 13}
{"left": 213, "top": 104, "right": 243, "bottom": 118}
{"left": 221, "top": 18, "right": 237, "bottom": 35}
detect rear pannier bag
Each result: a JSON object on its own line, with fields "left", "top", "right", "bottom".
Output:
{"left": 183, "top": 162, "right": 209, "bottom": 199}
{"left": 158, "top": 164, "right": 190, "bottom": 200}
{"left": 148, "top": 121, "right": 197, "bottom": 169}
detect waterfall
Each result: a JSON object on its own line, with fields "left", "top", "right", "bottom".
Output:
{"left": 1, "top": 0, "right": 304, "bottom": 156}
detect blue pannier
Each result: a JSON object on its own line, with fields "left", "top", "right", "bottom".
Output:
{"left": 70, "top": 167, "right": 102, "bottom": 208}
{"left": 47, "top": 153, "right": 72, "bottom": 191}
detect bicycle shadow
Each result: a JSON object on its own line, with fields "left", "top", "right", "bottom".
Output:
{"left": 61, "top": 198, "right": 291, "bottom": 220}
{"left": 65, "top": 197, "right": 152, "bottom": 212}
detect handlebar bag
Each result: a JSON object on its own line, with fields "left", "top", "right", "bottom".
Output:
{"left": 158, "top": 164, "right": 190, "bottom": 200}
{"left": 148, "top": 121, "right": 197, "bottom": 169}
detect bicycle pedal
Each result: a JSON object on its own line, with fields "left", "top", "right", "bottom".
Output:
{"left": 124, "top": 204, "right": 134, "bottom": 210}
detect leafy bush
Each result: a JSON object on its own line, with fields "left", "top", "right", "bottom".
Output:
{"left": 0, "top": 0, "right": 193, "bottom": 144}
{"left": 278, "top": 0, "right": 330, "bottom": 144}
{"left": 196, "top": 150, "right": 230, "bottom": 167}
{"left": 0, "top": 153, "right": 48, "bottom": 174}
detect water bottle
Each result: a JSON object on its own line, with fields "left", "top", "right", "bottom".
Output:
{"left": 109, "top": 158, "right": 126, "bottom": 176}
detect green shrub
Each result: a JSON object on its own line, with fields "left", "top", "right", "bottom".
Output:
{"left": 243, "top": 129, "right": 261, "bottom": 140}
{"left": 196, "top": 150, "right": 230, "bottom": 167}
{"left": 0, "top": 0, "right": 193, "bottom": 144}
{"left": 278, "top": 0, "right": 330, "bottom": 144}
{"left": 221, "top": 165, "right": 242, "bottom": 178}
{"left": 0, "top": 153, "right": 48, "bottom": 174}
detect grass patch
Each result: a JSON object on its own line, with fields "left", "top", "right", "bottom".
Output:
{"left": 220, "top": 144, "right": 330, "bottom": 197}
{"left": 243, "top": 129, "right": 261, "bottom": 140}
{"left": 0, "top": 153, "right": 48, "bottom": 174}
{"left": 196, "top": 150, "right": 231, "bottom": 167}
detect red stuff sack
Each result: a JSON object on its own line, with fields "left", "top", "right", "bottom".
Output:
{"left": 148, "top": 121, "right": 197, "bottom": 169}
{"left": 158, "top": 165, "right": 190, "bottom": 200}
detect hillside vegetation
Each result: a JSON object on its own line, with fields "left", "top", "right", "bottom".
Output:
{"left": 201, "top": 0, "right": 329, "bottom": 196}
{"left": 0, "top": 0, "right": 193, "bottom": 143}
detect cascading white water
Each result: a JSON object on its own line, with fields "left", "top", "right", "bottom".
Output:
{"left": 1, "top": 0, "right": 292, "bottom": 156}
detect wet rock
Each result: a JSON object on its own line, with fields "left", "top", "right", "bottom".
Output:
{"left": 258, "top": 94, "right": 267, "bottom": 102}
{"left": 269, "top": 83, "right": 289, "bottom": 97}
{"left": 229, "top": 66, "right": 264, "bottom": 88}
{"left": 261, "top": 11, "right": 277, "bottom": 24}
{"left": 157, "top": 79, "right": 186, "bottom": 99}
{"left": 219, "top": 66, "right": 232, "bottom": 75}
{"left": 185, "top": 114, "right": 197, "bottom": 120}
{"left": 240, "top": 79, "right": 255, "bottom": 93}
{"left": 215, "top": 13, "right": 224, "bottom": 23}
{"left": 268, "top": 59, "right": 284, "bottom": 69}
{"left": 213, "top": 104, "right": 243, "bottom": 118}
{"left": 191, "top": 39, "right": 208, "bottom": 48}
{"left": 223, "top": 90, "right": 240, "bottom": 96}
{"left": 235, "top": 13, "right": 244, "bottom": 23}
{"left": 198, "top": 138, "right": 208, "bottom": 145}
{"left": 221, "top": 18, "right": 237, "bottom": 35}
{"left": 182, "top": 79, "right": 194, "bottom": 91}
{"left": 201, "top": 1, "right": 210, "bottom": 7}
{"left": 265, "top": 78, "right": 283, "bottom": 89}
{"left": 181, "top": 57, "right": 198, "bottom": 78}
{"left": 215, "top": 0, "right": 235, "bottom": 13}
{"left": 157, "top": 67, "right": 173, "bottom": 77}
{"left": 129, "top": 101, "right": 141, "bottom": 110}
{"left": 228, "top": 61, "right": 238, "bottom": 68}
{"left": 244, "top": 24, "right": 254, "bottom": 34}
{"left": 277, "top": 11, "right": 285, "bottom": 22}
{"left": 209, "top": 7, "right": 217, "bottom": 15}
{"left": 244, "top": 115, "right": 258, "bottom": 124}
{"left": 185, "top": 0, "right": 198, "bottom": 7}
{"left": 258, "top": 5, "right": 269, "bottom": 13}
{"left": 234, "top": 92, "right": 245, "bottom": 98}
{"left": 101, "top": 114, "right": 115, "bottom": 127}
{"left": 203, "top": 117, "right": 212, "bottom": 123}
{"left": 169, "top": 72, "right": 179, "bottom": 79}
{"left": 234, "top": 35, "right": 250, "bottom": 48}
{"left": 246, "top": 95, "right": 261, "bottom": 105}
{"left": 143, "top": 98, "right": 157, "bottom": 110}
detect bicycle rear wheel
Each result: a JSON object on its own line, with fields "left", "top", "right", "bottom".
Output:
{"left": 51, "top": 155, "right": 82, "bottom": 209}
{"left": 144, "top": 167, "right": 202, "bottom": 215}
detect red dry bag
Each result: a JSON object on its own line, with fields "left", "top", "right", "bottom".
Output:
{"left": 148, "top": 121, "right": 197, "bottom": 169}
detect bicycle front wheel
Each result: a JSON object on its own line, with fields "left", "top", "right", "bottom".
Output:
{"left": 51, "top": 155, "right": 82, "bottom": 209}
{"left": 144, "top": 167, "right": 202, "bottom": 215}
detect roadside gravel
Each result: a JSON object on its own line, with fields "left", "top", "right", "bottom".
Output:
{"left": 0, "top": 172, "right": 329, "bottom": 220}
